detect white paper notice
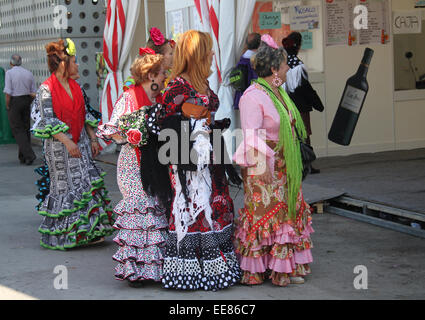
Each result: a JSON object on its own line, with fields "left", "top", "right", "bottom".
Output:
{"left": 358, "top": 0, "right": 389, "bottom": 44}
{"left": 325, "top": 0, "right": 350, "bottom": 46}
{"left": 273, "top": 0, "right": 301, "bottom": 24}
{"left": 393, "top": 10, "right": 422, "bottom": 34}
{"left": 289, "top": 5, "right": 320, "bottom": 30}
{"left": 171, "top": 10, "right": 184, "bottom": 36}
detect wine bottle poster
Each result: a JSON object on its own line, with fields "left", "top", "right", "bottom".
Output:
{"left": 340, "top": 85, "right": 366, "bottom": 114}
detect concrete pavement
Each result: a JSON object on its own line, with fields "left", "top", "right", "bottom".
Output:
{"left": 1, "top": 144, "right": 424, "bottom": 300}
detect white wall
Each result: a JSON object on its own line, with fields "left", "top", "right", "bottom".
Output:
{"left": 310, "top": 0, "right": 425, "bottom": 157}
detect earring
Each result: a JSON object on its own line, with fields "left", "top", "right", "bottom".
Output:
{"left": 151, "top": 80, "right": 159, "bottom": 92}
{"left": 272, "top": 73, "right": 283, "bottom": 87}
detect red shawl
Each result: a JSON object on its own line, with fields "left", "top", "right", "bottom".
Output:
{"left": 127, "top": 84, "right": 162, "bottom": 112}
{"left": 43, "top": 73, "right": 85, "bottom": 143}
{"left": 126, "top": 85, "right": 162, "bottom": 167}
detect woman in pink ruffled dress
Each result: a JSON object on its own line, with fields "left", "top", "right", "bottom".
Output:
{"left": 233, "top": 35, "right": 314, "bottom": 287}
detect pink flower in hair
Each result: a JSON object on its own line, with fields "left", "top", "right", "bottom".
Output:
{"left": 150, "top": 27, "right": 165, "bottom": 46}
{"left": 261, "top": 34, "right": 278, "bottom": 49}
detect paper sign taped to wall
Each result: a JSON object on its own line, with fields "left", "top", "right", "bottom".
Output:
{"left": 301, "top": 31, "right": 313, "bottom": 50}
{"left": 289, "top": 5, "right": 320, "bottom": 30}
{"left": 260, "top": 12, "right": 282, "bottom": 29}
{"left": 393, "top": 11, "right": 422, "bottom": 34}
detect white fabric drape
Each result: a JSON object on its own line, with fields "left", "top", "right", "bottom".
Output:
{"left": 235, "top": 0, "right": 257, "bottom": 61}
{"left": 100, "top": 0, "right": 140, "bottom": 127}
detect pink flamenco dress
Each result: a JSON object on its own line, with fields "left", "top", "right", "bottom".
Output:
{"left": 233, "top": 83, "right": 314, "bottom": 287}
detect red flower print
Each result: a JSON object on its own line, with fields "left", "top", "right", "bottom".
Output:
{"left": 126, "top": 129, "right": 143, "bottom": 145}
{"left": 252, "top": 192, "right": 262, "bottom": 203}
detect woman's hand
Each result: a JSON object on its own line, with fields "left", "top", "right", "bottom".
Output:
{"left": 91, "top": 140, "right": 100, "bottom": 158}
{"left": 110, "top": 133, "right": 128, "bottom": 145}
{"left": 64, "top": 140, "right": 82, "bottom": 158}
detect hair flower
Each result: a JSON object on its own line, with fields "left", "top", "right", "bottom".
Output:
{"left": 261, "top": 34, "right": 278, "bottom": 49}
{"left": 168, "top": 39, "right": 176, "bottom": 48}
{"left": 150, "top": 27, "right": 165, "bottom": 46}
{"left": 64, "top": 38, "right": 77, "bottom": 56}
{"left": 139, "top": 47, "right": 156, "bottom": 56}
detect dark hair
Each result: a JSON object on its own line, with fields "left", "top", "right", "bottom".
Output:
{"left": 246, "top": 33, "right": 261, "bottom": 50}
{"left": 146, "top": 38, "right": 171, "bottom": 55}
{"left": 251, "top": 42, "right": 287, "bottom": 77}
{"left": 282, "top": 32, "right": 302, "bottom": 55}
{"left": 10, "top": 55, "right": 22, "bottom": 66}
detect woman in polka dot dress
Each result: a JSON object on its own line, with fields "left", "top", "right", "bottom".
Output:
{"left": 97, "top": 50, "right": 171, "bottom": 287}
{"left": 160, "top": 30, "right": 241, "bottom": 291}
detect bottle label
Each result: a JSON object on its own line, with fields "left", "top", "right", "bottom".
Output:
{"left": 341, "top": 85, "right": 366, "bottom": 114}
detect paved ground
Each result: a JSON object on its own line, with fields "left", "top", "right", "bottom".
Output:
{"left": 1, "top": 144, "right": 425, "bottom": 300}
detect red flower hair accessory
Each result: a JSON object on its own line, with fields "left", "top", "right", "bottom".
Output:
{"left": 139, "top": 47, "right": 156, "bottom": 56}
{"left": 168, "top": 39, "right": 176, "bottom": 48}
{"left": 150, "top": 27, "right": 165, "bottom": 46}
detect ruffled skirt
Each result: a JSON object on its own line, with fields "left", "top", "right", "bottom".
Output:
{"left": 38, "top": 131, "right": 115, "bottom": 250}
{"left": 112, "top": 144, "right": 168, "bottom": 282}
{"left": 162, "top": 165, "right": 241, "bottom": 291}
{"left": 234, "top": 146, "right": 313, "bottom": 286}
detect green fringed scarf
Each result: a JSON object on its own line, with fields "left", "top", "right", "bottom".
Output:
{"left": 255, "top": 77, "right": 307, "bottom": 221}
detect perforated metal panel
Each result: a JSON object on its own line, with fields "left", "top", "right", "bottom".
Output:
{"left": 0, "top": 0, "right": 106, "bottom": 109}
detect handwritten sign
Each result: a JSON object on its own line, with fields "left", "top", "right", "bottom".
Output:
{"left": 393, "top": 11, "right": 422, "bottom": 34}
{"left": 289, "top": 5, "right": 320, "bottom": 30}
{"left": 301, "top": 31, "right": 313, "bottom": 49}
{"left": 259, "top": 12, "right": 282, "bottom": 29}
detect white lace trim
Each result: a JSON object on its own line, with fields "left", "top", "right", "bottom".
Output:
{"left": 174, "top": 119, "right": 213, "bottom": 249}
{"left": 284, "top": 64, "right": 307, "bottom": 93}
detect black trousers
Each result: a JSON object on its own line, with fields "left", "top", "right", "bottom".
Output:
{"left": 7, "top": 95, "right": 36, "bottom": 162}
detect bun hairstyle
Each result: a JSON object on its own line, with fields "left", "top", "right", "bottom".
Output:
{"left": 282, "top": 32, "right": 302, "bottom": 55}
{"left": 251, "top": 41, "right": 287, "bottom": 77}
{"left": 45, "top": 39, "right": 71, "bottom": 78}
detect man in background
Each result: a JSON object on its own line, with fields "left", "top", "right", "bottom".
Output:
{"left": 4, "top": 54, "right": 37, "bottom": 165}
{"left": 233, "top": 33, "right": 261, "bottom": 109}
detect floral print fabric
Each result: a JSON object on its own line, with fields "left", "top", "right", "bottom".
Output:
{"left": 234, "top": 142, "right": 314, "bottom": 287}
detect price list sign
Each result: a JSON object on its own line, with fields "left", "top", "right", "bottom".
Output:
{"left": 325, "top": 0, "right": 351, "bottom": 46}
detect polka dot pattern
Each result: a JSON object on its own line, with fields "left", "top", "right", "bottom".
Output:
{"left": 161, "top": 226, "right": 241, "bottom": 291}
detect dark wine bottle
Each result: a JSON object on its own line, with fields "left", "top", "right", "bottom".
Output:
{"left": 328, "top": 48, "right": 374, "bottom": 146}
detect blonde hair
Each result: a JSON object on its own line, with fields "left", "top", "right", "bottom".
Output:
{"left": 130, "top": 54, "right": 163, "bottom": 85}
{"left": 171, "top": 30, "right": 213, "bottom": 94}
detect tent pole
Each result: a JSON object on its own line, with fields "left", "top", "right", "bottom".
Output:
{"left": 144, "top": 0, "right": 149, "bottom": 41}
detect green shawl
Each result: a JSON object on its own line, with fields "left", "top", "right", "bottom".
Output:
{"left": 255, "top": 77, "right": 307, "bottom": 220}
